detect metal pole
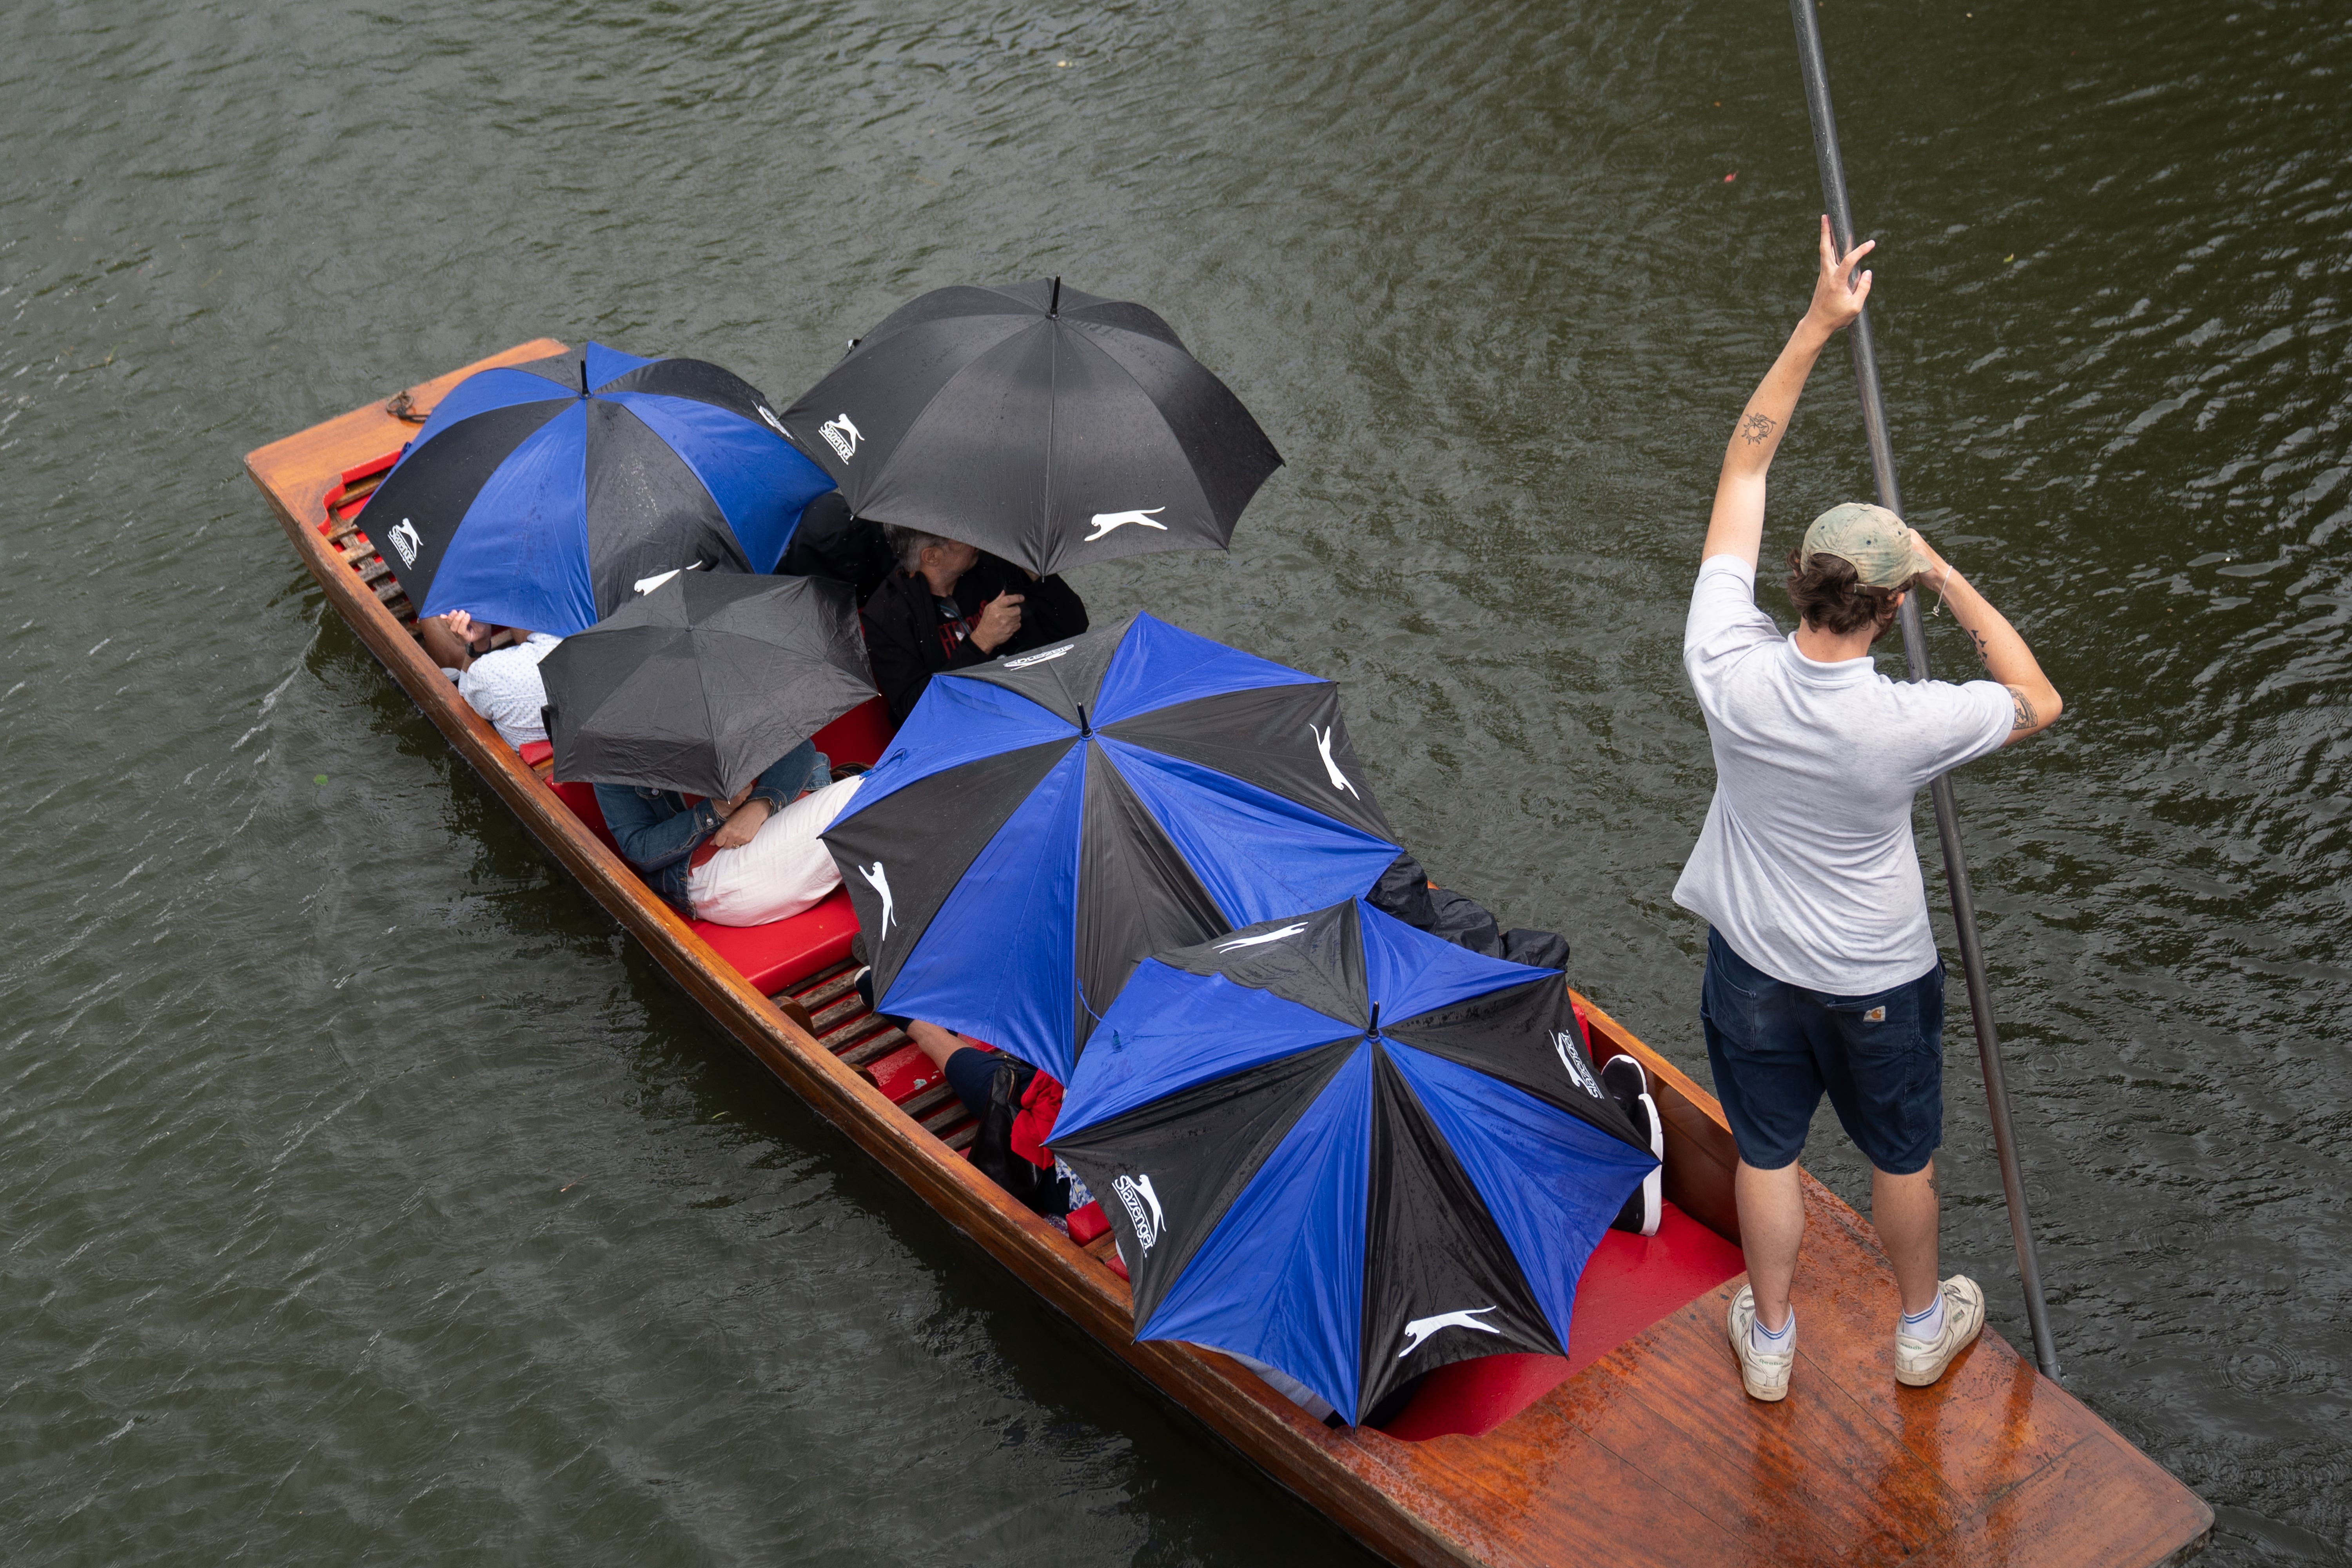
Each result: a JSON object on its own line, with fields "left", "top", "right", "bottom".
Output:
{"left": 1786, "top": 0, "right": 2060, "bottom": 1380}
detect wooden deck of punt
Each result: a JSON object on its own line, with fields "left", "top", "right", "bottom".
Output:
{"left": 245, "top": 341, "right": 2212, "bottom": 1568}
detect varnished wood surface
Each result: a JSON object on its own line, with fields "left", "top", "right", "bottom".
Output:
{"left": 246, "top": 346, "right": 2210, "bottom": 1568}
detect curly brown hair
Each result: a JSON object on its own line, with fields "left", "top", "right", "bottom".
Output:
{"left": 1785, "top": 547, "right": 1918, "bottom": 640}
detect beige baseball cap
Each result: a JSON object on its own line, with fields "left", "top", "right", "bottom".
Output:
{"left": 1801, "top": 501, "right": 1927, "bottom": 588}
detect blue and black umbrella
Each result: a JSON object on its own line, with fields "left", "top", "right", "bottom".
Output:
{"left": 356, "top": 343, "right": 836, "bottom": 635}
{"left": 1050, "top": 899, "right": 1657, "bottom": 1426}
{"left": 819, "top": 613, "right": 1401, "bottom": 1083}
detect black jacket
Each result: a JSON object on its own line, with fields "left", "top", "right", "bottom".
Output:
{"left": 860, "top": 554, "right": 1089, "bottom": 726}
{"left": 775, "top": 492, "right": 895, "bottom": 603}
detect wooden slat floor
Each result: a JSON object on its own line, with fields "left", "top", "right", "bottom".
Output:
{"left": 246, "top": 343, "right": 2212, "bottom": 1568}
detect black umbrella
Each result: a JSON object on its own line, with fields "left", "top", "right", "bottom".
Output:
{"left": 540, "top": 573, "right": 874, "bottom": 800}
{"left": 779, "top": 278, "right": 1283, "bottom": 577}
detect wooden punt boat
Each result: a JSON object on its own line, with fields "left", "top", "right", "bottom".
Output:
{"left": 246, "top": 342, "right": 2212, "bottom": 1568}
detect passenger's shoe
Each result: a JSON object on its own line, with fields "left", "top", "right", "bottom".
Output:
{"left": 1726, "top": 1285, "right": 1794, "bottom": 1403}
{"left": 1601, "top": 1054, "right": 1664, "bottom": 1236}
{"left": 1895, "top": 1275, "right": 1987, "bottom": 1387}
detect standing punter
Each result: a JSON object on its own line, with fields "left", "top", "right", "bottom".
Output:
{"left": 1680, "top": 218, "right": 2063, "bottom": 1403}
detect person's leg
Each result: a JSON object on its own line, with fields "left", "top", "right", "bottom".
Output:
{"left": 906, "top": 1019, "right": 966, "bottom": 1072}
{"left": 1735, "top": 1158, "right": 1807, "bottom": 1331}
{"left": 1815, "top": 959, "right": 1950, "bottom": 1320}
{"left": 1700, "top": 929, "right": 1824, "bottom": 1377}
{"left": 1871, "top": 1160, "right": 1940, "bottom": 1316}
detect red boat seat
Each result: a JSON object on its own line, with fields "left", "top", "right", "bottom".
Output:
{"left": 1066, "top": 1200, "right": 1111, "bottom": 1247}
{"left": 865, "top": 1042, "right": 944, "bottom": 1104}
{"left": 809, "top": 695, "right": 893, "bottom": 771}
{"left": 690, "top": 887, "right": 860, "bottom": 996}
{"left": 517, "top": 739, "right": 554, "bottom": 768}
{"left": 1373, "top": 1201, "right": 1745, "bottom": 1441}
{"left": 545, "top": 775, "right": 623, "bottom": 856}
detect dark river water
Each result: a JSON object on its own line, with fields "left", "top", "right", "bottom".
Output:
{"left": 4, "top": 1, "right": 2347, "bottom": 1562}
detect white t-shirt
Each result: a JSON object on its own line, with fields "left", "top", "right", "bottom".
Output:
{"left": 1673, "top": 555, "right": 2013, "bottom": 994}
{"left": 454, "top": 633, "right": 563, "bottom": 749}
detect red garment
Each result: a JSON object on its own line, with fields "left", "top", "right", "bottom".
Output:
{"left": 1010, "top": 1070, "right": 1063, "bottom": 1169}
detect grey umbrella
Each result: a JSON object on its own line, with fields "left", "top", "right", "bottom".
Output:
{"left": 540, "top": 571, "right": 873, "bottom": 800}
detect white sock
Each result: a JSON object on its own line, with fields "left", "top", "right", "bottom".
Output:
{"left": 1901, "top": 1292, "right": 1946, "bottom": 1342}
{"left": 1751, "top": 1305, "right": 1795, "bottom": 1355}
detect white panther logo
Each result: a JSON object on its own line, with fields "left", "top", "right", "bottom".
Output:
{"left": 820, "top": 413, "right": 864, "bottom": 461}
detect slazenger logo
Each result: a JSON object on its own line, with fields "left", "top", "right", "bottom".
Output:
{"left": 1308, "top": 723, "right": 1360, "bottom": 799}
{"left": 1001, "top": 644, "right": 1073, "bottom": 670}
{"left": 1553, "top": 1030, "right": 1604, "bottom": 1098}
{"left": 1113, "top": 1172, "right": 1165, "bottom": 1252}
{"left": 1084, "top": 507, "right": 1167, "bottom": 543}
{"left": 1215, "top": 921, "right": 1307, "bottom": 953}
{"left": 633, "top": 560, "right": 706, "bottom": 595}
{"left": 819, "top": 412, "right": 863, "bottom": 461}
{"left": 1399, "top": 1306, "right": 1501, "bottom": 1357}
{"left": 754, "top": 403, "right": 788, "bottom": 437}
{"left": 859, "top": 860, "right": 897, "bottom": 948}
{"left": 387, "top": 518, "right": 423, "bottom": 567}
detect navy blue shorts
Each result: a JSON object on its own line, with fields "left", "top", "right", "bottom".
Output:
{"left": 1700, "top": 929, "right": 1945, "bottom": 1176}
{"left": 944, "top": 1045, "right": 1011, "bottom": 1122}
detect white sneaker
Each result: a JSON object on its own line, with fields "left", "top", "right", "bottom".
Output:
{"left": 1895, "top": 1274, "right": 1987, "bottom": 1387}
{"left": 1601, "top": 1054, "right": 1663, "bottom": 1236}
{"left": 1726, "top": 1285, "right": 1794, "bottom": 1402}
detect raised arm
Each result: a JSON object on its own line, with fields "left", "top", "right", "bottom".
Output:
{"left": 1702, "top": 218, "right": 1878, "bottom": 567}
{"left": 1910, "top": 536, "right": 2065, "bottom": 746}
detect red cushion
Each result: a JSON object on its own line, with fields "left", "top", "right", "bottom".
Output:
{"left": 810, "top": 695, "right": 894, "bottom": 771}
{"left": 546, "top": 776, "right": 622, "bottom": 855}
{"left": 1066, "top": 1200, "right": 1111, "bottom": 1247}
{"left": 1373, "top": 1201, "right": 1745, "bottom": 1441}
{"left": 690, "top": 886, "right": 860, "bottom": 996}
{"left": 865, "top": 1042, "right": 943, "bottom": 1105}
{"left": 517, "top": 739, "right": 554, "bottom": 768}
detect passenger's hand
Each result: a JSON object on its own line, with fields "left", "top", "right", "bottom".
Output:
{"left": 442, "top": 610, "right": 476, "bottom": 642}
{"left": 711, "top": 781, "right": 756, "bottom": 820}
{"left": 712, "top": 796, "right": 770, "bottom": 849}
{"left": 971, "top": 591, "right": 1025, "bottom": 653}
{"left": 1802, "top": 215, "right": 1875, "bottom": 335}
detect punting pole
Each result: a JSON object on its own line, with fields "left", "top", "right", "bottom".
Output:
{"left": 1786, "top": 0, "right": 2061, "bottom": 1381}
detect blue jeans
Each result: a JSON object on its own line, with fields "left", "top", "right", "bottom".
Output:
{"left": 1700, "top": 928, "right": 1945, "bottom": 1176}
{"left": 593, "top": 740, "right": 829, "bottom": 916}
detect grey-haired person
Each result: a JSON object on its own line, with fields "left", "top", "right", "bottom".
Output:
{"left": 1681, "top": 218, "right": 2062, "bottom": 1403}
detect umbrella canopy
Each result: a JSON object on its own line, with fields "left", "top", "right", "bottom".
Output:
{"left": 779, "top": 279, "right": 1282, "bottom": 577}
{"left": 358, "top": 343, "right": 837, "bottom": 635}
{"left": 540, "top": 572, "right": 873, "bottom": 800}
{"left": 820, "top": 613, "right": 1398, "bottom": 1082}
{"left": 1051, "top": 900, "right": 1657, "bottom": 1426}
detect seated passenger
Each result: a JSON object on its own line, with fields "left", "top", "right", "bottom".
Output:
{"left": 860, "top": 526, "right": 1089, "bottom": 725}
{"left": 775, "top": 491, "right": 895, "bottom": 603}
{"left": 900, "top": 1020, "right": 1081, "bottom": 1219}
{"left": 594, "top": 741, "right": 860, "bottom": 927}
{"left": 420, "top": 609, "right": 561, "bottom": 749}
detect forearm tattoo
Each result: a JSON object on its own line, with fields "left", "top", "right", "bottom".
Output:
{"left": 1739, "top": 412, "right": 1777, "bottom": 445}
{"left": 1967, "top": 628, "right": 1991, "bottom": 668}
{"left": 2007, "top": 686, "right": 2037, "bottom": 731}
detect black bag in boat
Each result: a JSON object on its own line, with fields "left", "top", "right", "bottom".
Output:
{"left": 972, "top": 1056, "right": 1062, "bottom": 1215}
{"left": 1367, "top": 851, "right": 1570, "bottom": 970}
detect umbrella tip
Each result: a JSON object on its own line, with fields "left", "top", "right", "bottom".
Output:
{"left": 1049, "top": 276, "right": 1061, "bottom": 318}
{"left": 1369, "top": 1002, "right": 1381, "bottom": 1035}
